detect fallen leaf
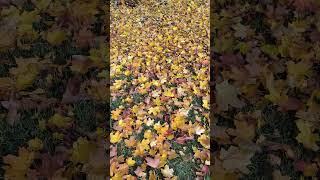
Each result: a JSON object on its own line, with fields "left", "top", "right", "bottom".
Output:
{"left": 216, "top": 80, "right": 245, "bottom": 111}
{"left": 145, "top": 156, "right": 160, "bottom": 168}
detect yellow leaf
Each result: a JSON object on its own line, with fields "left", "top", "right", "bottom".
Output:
{"left": 216, "top": 80, "right": 245, "bottom": 111}
{"left": 111, "top": 108, "right": 122, "bottom": 120}
{"left": 161, "top": 165, "right": 174, "bottom": 178}
{"left": 53, "top": 132, "right": 64, "bottom": 140}
{"left": 126, "top": 157, "right": 136, "bottom": 166}
{"left": 303, "top": 163, "right": 318, "bottom": 177}
{"left": 71, "top": 137, "right": 97, "bottom": 164}
{"left": 3, "top": 148, "right": 34, "bottom": 180}
{"left": 164, "top": 89, "right": 175, "bottom": 97}
{"left": 144, "top": 130, "right": 153, "bottom": 139}
{"left": 10, "top": 59, "right": 43, "bottom": 90}
{"left": 48, "top": 113, "right": 73, "bottom": 128}
{"left": 148, "top": 106, "right": 160, "bottom": 116}
{"left": 110, "top": 131, "right": 122, "bottom": 144}
{"left": 287, "top": 61, "right": 311, "bottom": 77}
{"left": 149, "top": 170, "right": 157, "bottom": 180}
{"left": 198, "top": 134, "right": 210, "bottom": 149}
{"left": 15, "top": 65, "right": 40, "bottom": 90}
{"left": 89, "top": 44, "right": 108, "bottom": 68}
{"left": 171, "top": 115, "right": 185, "bottom": 130}
{"left": 296, "top": 120, "right": 320, "bottom": 151}
{"left": 31, "top": 0, "right": 51, "bottom": 10}
{"left": 202, "top": 99, "right": 209, "bottom": 109}
{"left": 28, "top": 138, "right": 43, "bottom": 151}
{"left": 46, "top": 29, "right": 68, "bottom": 46}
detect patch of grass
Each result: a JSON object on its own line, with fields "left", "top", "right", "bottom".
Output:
{"left": 277, "top": 152, "right": 301, "bottom": 178}
{"left": 241, "top": 149, "right": 273, "bottom": 180}
{"left": 260, "top": 104, "right": 298, "bottom": 145}
{"left": 168, "top": 156, "right": 198, "bottom": 180}
{"left": 187, "top": 109, "right": 196, "bottom": 123}
{"left": 37, "top": 130, "right": 55, "bottom": 154}
{"left": 215, "top": 113, "right": 235, "bottom": 128}
{"left": 73, "top": 100, "right": 98, "bottom": 132}
{"left": 0, "top": 115, "right": 38, "bottom": 155}
{"left": 117, "top": 141, "right": 132, "bottom": 158}
{"left": 111, "top": 96, "right": 124, "bottom": 110}
{"left": 133, "top": 93, "right": 143, "bottom": 103}
{"left": 171, "top": 140, "right": 199, "bottom": 155}
{"left": 53, "top": 41, "right": 84, "bottom": 64}
{"left": 0, "top": 64, "right": 9, "bottom": 77}
{"left": 192, "top": 96, "right": 203, "bottom": 107}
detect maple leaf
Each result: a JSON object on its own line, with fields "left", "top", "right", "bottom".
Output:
{"left": 110, "top": 131, "right": 122, "bottom": 143}
{"left": 28, "top": 138, "right": 43, "bottom": 151}
{"left": 48, "top": 113, "right": 73, "bottom": 128}
{"left": 45, "top": 29, "right": 68, "bottom": 46}
{"left": 149, "top": 170, "right": 157, "bottom": 180}
{"left": 176, "top": 135, "right": 194, "bottom": 144}
{"left": 272, "top": 170, "right": 291, "bottom": 180}
{"left": 227, "top": 120, "right": 256, "bottom": 143}
{"left": 10, "top": 58, "right": 44, "bottom": 91}
{"left": 0, "top": 15, "right": 18, "bottom": 51}
{"left": 148, "top": 106, "right": 161, "bottom": 116}
{"left": 3, "top": 148, "right": 34, "bottom": 179}
{"left": 134, "top": 167, "right": 147, "bottom": 177}
{"left": 296, "top": 120, "right": 320, "bottom": 151}
{"left": 84, "top": 143, "right": 107, "bottom": 177}
{"left": 198, "top": 134, "right": 210, "bottom": 149}
{"left": 145, "top": 155, "right": 160, "bottom": 168}
{"left": 73, "top": 28, "right": 95, "bottom": 48}
{"left": 89, "top": 43, "right": 108, "bottom": 68}
{"left": 219, "top": 146, "right": 255, "bottom": 174}
{"left": 30, "top": 152, "right": 68, "bottom": 179}
{"left": 70, "top": 55, "right": 94, "bottom": 74}
{"left": 161, "top": 165, "right": 174, "bottom": 178}
{"left": 31, "top": 0, "right": 51, "bottom": 10}
{"left": 126, "top": 157, "right": 136, "bottom": 166}
{"left": 212, "top": 158, "right": 239, "bottom": 180}
{"left": 61, "top": 76, "right": 89, "bottom": 104}
{"left": 1, "top": 96, "right": 20, "bottom": 125}
{"left": 216, "top": 80, "right": 245, "bottom": 111}
{"left": 164, "top": 89, "right": 175, "bottom": 97}
{"left": 264, "top": 71, "right": 287, "bottom": 103}
{"left": 293, "top": 0, "right": 316, "bottom": 12}
{"left": 71, "top": 137, "right": 97, "bottom": 164}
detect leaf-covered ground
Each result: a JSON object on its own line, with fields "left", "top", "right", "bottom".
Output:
{"left": 212, "top": 0, "right": 320, "bottom": 179}
{"left": 110, "top": 0, "right": 210, "bottom": 179}
{"left": 0, "top": 0, "right": 108, "bottom": 179}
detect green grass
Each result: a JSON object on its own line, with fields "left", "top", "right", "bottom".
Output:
{"left": 117, "top": 140, "right": 133, "bottom": 158}
{"left": 168, "top": 156, "right": 199, "bottom": 180}
{"left": 73, "top": 100, "right": 99, "bottom": 132}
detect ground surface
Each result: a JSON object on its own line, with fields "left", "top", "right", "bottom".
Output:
{"left": 212, "top": 0, "right": 320, "bottom": 179}
{"left": 0, "top": 0, "right": 108, "bottom": 179}
{"left": 110, "top": 0, "right": 210, "bottom": 179}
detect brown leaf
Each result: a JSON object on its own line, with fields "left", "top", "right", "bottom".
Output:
{"left": 32, "top": 152, "right": 68, "bottom": 178}
{"left": 110, "top": 145, "right": 117, "bottom": 157}
{"left": 220, "top": 146, "right": 255, "bottom": 174}
{"left": 62, "top": 76, "right": 88, "bottom": 104}
{"left": 0, "top": 16, "right": 18, "bottom": 50}
{"left": 293, "top": 0, "right": 317, "bottom": 12}
{"left": 145, "top": 155, "right": 160, "bottom": 168}
{"left": 74, "top": 29, "right": 95, "bottom": 48}
{"left": 1, "top": 96, "right": 20, "bottom": 125}
{"left": 278, "top": 97, "right": 302, "bottom": 111}
{"left": 0, "top": 0, "right": 10, "bottom": 7}
{"left": 220, "top": 54, "right": 244, "bottom": 67}
{"left": 176, "top": 135, "right": 194, "bottom": 144}
{"left": 310, "top": 30, "right": 320, "bottom": 42}
{"left": 70, "top": 55, "right": 94, "bottom": 74}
